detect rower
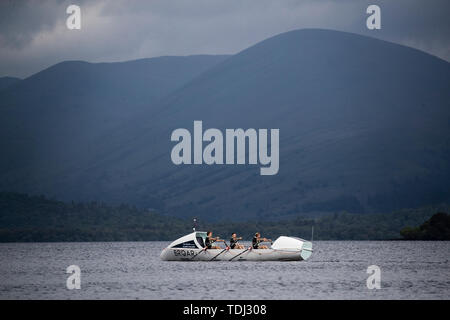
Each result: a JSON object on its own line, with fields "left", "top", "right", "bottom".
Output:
{"left": 229, "top": 233, "right": 244, "bottom": 249}
{"left": 205, "top": 231, "right": 225, "bottom": 249}
{"left": 252, "top": 232, "right": 272, "bottom": 249}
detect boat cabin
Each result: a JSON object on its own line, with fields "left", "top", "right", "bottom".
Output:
{"left": 167, "top": 231, "right": 207, "bottom": 249}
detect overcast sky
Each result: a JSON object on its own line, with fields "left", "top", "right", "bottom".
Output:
{"left": 0, "top": 0, "right": 449, "bottom": 78}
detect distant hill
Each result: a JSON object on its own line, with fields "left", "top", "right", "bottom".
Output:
{"left": 0, "top": 192, "right": 187, "bottom": 242}
{"left": 0, "top": 55, "right": 229, "bottom": 197}
{"left": 0, "top": 192, "right": 446, "bottom": 241}
{"left": 0, "top": 77, "right": 21, "bottom": 91}
{"left": 400, "top": 212, "right": 450, "bottom": 240}
{"left": 0, "top": 29, "right": 449, "bottom": 221}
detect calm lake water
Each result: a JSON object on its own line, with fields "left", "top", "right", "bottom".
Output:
{"left": 0, "top": 241, "right": 448, "bottom": 299}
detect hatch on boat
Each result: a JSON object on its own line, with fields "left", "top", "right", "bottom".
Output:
{"left": 166, "top": 231, "right": 207, "bottom": 249}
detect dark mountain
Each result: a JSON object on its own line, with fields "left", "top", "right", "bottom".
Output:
{"left": 1, "top": 29, "right": 449, "bottom": 221}
{"left": 0, "top": 55, "right": 229, "bottom": 194}
{"left": 0, "top": 77, "right": 21, "bottom": 91}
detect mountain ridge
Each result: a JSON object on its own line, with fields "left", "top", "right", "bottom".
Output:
{"left": 1, "top": 29, "right": 449, "bottom": 221}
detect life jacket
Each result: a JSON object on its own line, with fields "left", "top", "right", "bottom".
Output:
{"left": 229, "top": 237, "right": 237, "bottom": 249}
{"left": 252, "top": 236, "right": 259, "bottom": 249}
{"left": 205, "top": 236, "right": 213, "bottom": 249}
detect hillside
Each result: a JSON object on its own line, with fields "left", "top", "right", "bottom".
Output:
{"left": 1, "top": 192, "right": 447, "bottom": 241}
{"left": 400, "top": 212, "right": 450, "bottom": 240}
{"left": 0, "top": 77, "right": 21, "bottom": 91}
{"left": 50, "top": 29, "right": 450, "bottom": 220}
{"left": 0, "top": 55, "right": 229, "bottom": 196}
{"left": 1, "top": 29, "right": 449, "bottom": 220}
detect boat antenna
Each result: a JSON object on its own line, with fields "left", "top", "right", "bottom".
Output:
{"left": 311, "top": 225, "right": 314, "bottom": 242}
{"left": 193, "top": 217, "right": 197, "bottom": 232}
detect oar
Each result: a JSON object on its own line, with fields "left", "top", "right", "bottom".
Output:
{"left": 209, "top": 241, "right": 229, "bottom": 261}
{"left": 190, "top": 247, "right": 207, "bottom": 260}
{"left": 229, "top": 246, "right": 252, "bottom": 261}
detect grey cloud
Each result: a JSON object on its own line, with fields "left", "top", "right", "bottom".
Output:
{"left": 0, "top": 0, "right": 68, "bottom": 49}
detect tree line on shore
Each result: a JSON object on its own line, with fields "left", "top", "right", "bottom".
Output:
{"left": 0, "top": 192, "right": 448, "bottom": 242}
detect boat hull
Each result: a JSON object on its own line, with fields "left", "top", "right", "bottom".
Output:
{"left": 160, "top": 232, "right": 313, "bottom": 261}
{"left": 160, "top": 247, "right": 305, "bottom": 261}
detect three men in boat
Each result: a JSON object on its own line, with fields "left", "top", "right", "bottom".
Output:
{"left": 205, "top": 231, "right": 271, "bottom": 249}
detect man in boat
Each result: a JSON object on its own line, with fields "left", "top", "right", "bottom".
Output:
{"left": 205, "top": 231, "right": 225, "bottom": 249}
{"left": 229, "top": 233, "right": 244, "bottom": 249}
{"left": 252, "top": 232, "right": 272, "bottom": 249}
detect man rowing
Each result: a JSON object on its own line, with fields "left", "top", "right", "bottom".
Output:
{"left": 229, "top": 233, "right": 244, "bottom": 249}
{"left": 252, "top": 232, "right": 272, "bottom": 249}
{"left": 205, "top": 231, "right": 225, "bottom": 249}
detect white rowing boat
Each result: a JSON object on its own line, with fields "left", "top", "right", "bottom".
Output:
{"left": 160, "top": 231, "right": 313, "bottom": 261}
